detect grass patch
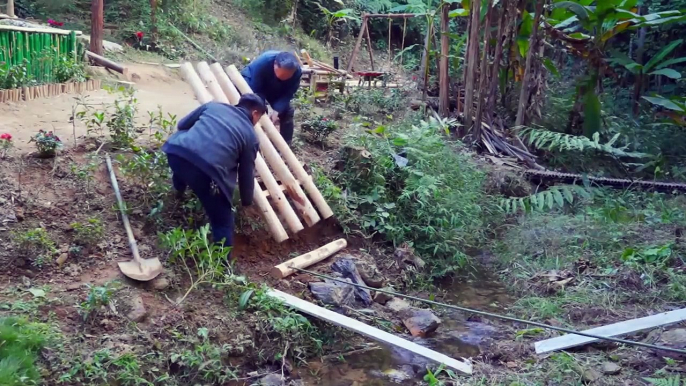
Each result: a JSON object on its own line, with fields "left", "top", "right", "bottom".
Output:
{"left": 0, "top": 317, "right": 52, "bottom": 386}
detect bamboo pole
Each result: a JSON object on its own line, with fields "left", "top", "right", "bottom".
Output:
{"left": 180, "top": 62, "right": 288, "bottom": 243}
{"left": 225, "top": 65, "right": 334, "bottom": 220}
{"left": 271, "top": 239, "right": 347, "bottom": 279}
{"left": 196, "top": 62, "right": 305, "bottom": 233}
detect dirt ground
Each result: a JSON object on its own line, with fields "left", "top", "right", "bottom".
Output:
{"left": 0, "top": 63, "right": 196, "bottom": 153}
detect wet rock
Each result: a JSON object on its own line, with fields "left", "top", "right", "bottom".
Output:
{"left": 387, "top": 298, "right": 412, "bottom": 313}
{"left": 126, "top": 295, "right": 148, "bottom": 322}
{"left": 258, "top": 373, "right": 285, "bottom": 386}
{"left": 401, "top": 308, "right": 441, "bottom": 337}
{"left": 309, "top": 280, "right": 355, "bottom": 308}
{"left": 151, "top": 277, "right": 170, "bottom": 291}
{"left": 356, "top": 261, "right": 385, "bottom": 288}
{"left": 331, "top": 258, "right": 372, "bottom": 305}
{"left": 602, "top": 362, "right": 621, "bottom": 375}
{"left": 56, "top": 253, "right": 68, "bottom": 266}
{"left": 582, "top": 368, "right": 602, "bottom": 383}
{"left": 373, "top": 288, "right": 394, "bottom": 305}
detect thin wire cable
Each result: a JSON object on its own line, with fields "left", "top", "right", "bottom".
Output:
{"left": 291, "top": 266, "right": 686, "bottom": 355}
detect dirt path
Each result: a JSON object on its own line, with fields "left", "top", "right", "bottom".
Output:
{"left": 0, "top": 63, "right": 196, "bottom": 153}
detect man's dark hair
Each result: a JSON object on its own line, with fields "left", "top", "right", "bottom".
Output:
{"left": 274, "top": 52, "right": 300, "bottom": 71}
{"left": 237, "top": 93, "right": 267, "bottom": 116}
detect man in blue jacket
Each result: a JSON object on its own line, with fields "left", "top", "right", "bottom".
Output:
{"left": 241, "top": 51, "right": 301, "bottom": 145}
{"left": 162, "top": 94, "right": 266, "bottom": 248}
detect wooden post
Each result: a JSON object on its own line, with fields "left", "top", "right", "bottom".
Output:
{"left": 180, "top": 62, "right": 289, "bottom": 243}
{"left": 438, "top": 4, "right": 450, "bottom": 116}
{"left": 271, "top": 239, "right": 347, "bottom": 279}
{"left": 90, "top": 0, "right": 104, "bottom": 56}
{"left": 363, "top": 18, "right": 375, "bottom": 71}
{"left": 225, "top": 66, "right": 324, "bottom": 226}
{"left": 346, "top": 15, "right": 368, "bottom": 73}
{"left": 7, "top": 0, "right": 15, "bottom": 18}
{"left": 226, "top": 65, "right": 334, "bottom": 220}
{"left": 196, "top": 62, "right": 306, "bottom": 233}
{"left": 463, "top": 0, "right": 481, "bottom": 133}
{"left": 86, "top": 51, "right": 129, "bottom": 77}
{"left": 474, "top": 1, "right": 494, "bottom": 142}
{"left": 515, "top": 0, "right": 544, "bottom": 128}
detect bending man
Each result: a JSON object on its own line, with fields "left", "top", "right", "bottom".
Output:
{"left": 241, "top": 51, "right": 301, "bottom": 145}
{"left": 162, "top": 94, "right": 266, "bottom": 247}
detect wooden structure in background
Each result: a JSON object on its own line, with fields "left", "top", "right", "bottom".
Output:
{"left": 6, "top": 0, "right": 14, "bottom": 18}
{"left": 346, "top": 13, "right": 416, "bottom": 73}
{"left": 180, "top": 62, "right": 334, "bottom": 242}
{"left": 90, "top": 0, "right": 104, "bottom": 56}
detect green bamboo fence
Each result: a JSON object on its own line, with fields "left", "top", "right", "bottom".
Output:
{"left": 0, "top": 30, "right": 80, "bottom": 87}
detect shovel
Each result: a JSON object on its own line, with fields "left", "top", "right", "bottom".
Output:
{"left": 105, "top": 154, "right": 163, "bottom": 281}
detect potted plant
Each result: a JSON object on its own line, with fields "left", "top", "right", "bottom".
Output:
{"left": 0, "top": 133, "right": 12, "bottom": 159}
{"left": 29, "top": 130, "right": 62, "bottom": 158}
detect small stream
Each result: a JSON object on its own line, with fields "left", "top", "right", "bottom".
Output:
{"left": 299, "top": 268, "right": 512, "bottom": 385}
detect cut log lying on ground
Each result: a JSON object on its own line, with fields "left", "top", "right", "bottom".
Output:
{"left": 86, "top": 51, "right": 129, "bottom": 77}
{"left": 534, "top": 308, "right": 686, "bottom": 354}
{"left": 180, "top": 62, "right": 288, "bottom": 243}
{"left": 271, "top": 239, "right": 347, "bottom": 279}
{"left": 225, "top": 65, "right": 334, "bottom": 220}
{"left": 195, "top": 61, "right": 304, "bottom": 234}
{"left": 267, "top": 288, "right": 473, "bottom": 375}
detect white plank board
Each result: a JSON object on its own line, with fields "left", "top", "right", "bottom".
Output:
{"left": 535, "top": 308, "right": 686, "bottom": 354}
{"left": 267, "top": 289, "right": 472, "bottom": 375}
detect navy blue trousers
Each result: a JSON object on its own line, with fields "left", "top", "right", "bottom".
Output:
{"left": 166, "top": 154, "right": 234, "bottom": 248}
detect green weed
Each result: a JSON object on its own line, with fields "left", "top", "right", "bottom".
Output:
{"left": 0, "top": 317, "right": 53, "bottom": 386}
{"left": 70, "top": 218, "right": 105, "bottom": 248}
{"left": 13, "top": 228, "right": 57, "bottom": 267}
{"left": 78, "top": 281, "right": 121, "bottom": 323}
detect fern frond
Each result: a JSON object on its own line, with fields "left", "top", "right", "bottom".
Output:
{"left": 644, "top": 375, "right": 682, "bottom": 386}
{"left": 500, "top": 185, "right": 592, "bottom": 214}
{"left": 519, "top": 127, "right": 649, "bottom": 158}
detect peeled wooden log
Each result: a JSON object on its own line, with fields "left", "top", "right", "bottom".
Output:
{"left": 86, "top": 51, "right": 129, "bottom": 77}
{"left": 180, "top": 62, "right": 288, "bottom": 243}
{"left": 271, "top": 239, "right": 347, "bottom": 279}
{"left": 195, "top": 62, "right": 304, "bottom": 234}
{"left": 226, "top": 65, "right": 334, "bottom": 220}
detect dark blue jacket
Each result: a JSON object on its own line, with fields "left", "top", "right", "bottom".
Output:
{"left": 162, "top": 102, "right": 259, "bottom": 206}
{"left": 241, "top": 51, "right": 301, "bottom": 114}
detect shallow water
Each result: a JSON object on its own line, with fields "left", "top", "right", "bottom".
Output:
{"left": 299, "top": 267, "right": 512, "bottom": 385}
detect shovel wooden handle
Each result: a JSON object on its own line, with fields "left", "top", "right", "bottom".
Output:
{"left": 105, "top": 154, "right": 143, "bottom": 268}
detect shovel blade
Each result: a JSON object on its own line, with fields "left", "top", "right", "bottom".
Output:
{"left": 118, "top": 258, "right": 163, "bottom": 281}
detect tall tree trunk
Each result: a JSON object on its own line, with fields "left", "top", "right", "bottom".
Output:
{"left": 150, "top": 0, "right": 158, "bottom": 41}
{"left": 474, "top": 1, "right": 494, "bottom": 141}
{"left": 420, "top": 21, "right": 434, "bottom": 99}
{"left": 488, "top": 0, "right": 514, "bottom": 113}
{"left": 90, "top": 0, "right": 104, "bottom": 56}
{"left": 515, "top": 0, "right": 544, "bottom": 128}
{"left": 6, "top": 0, "right": 14, "bottom": 18}
{"left": 439, "top": 4, "right": 450, "bottom": 116}
{"left": 463, "top": 0, "right": 482, "bottom": 133}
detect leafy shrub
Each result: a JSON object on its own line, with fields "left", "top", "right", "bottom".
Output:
{"left": 0, "top": 133, "right": 12, "bottom": 158}
{"left": 13, "top": 228, "right": 57, "bottom": 266}
{"left": 28, "top": 130, "right": 62, "bottom": 155}
{"left": 71, "top": 218, "right": 105, "bottom": 248}
{"left": 54, "top": 58, "right": 88, "bottom": 83}
{"left": 0, "top": 60, "right": 33, "bottom": 89}
{"left": 301, "top": 115, "right": 338, "bottom": 144}
{"left": 343, "top": 88, "right": 407, "bottom": 116}
{"left": 0, "top": 317, "right": 52, "bottom": 386}
{"left": 338, "top": 116, "right": 500, "bottom": 276}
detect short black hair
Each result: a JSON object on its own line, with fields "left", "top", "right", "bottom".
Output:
{"left": 274, "top": 52, "right": 300, "bottom": 71}
{"left": 237, "top": 93, "right": 267, "bottom": 116}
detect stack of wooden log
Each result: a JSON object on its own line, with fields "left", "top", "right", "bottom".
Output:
{"left": 180, "top": 61, "right": 334, "bottom": 243}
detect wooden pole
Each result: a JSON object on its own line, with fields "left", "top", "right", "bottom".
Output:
{"left": 7, "top": 0, "right": 15, "bottom": 18}
{"left": 86, "top": 51, "right": 129, "bottom": 77}
{"left": 474, "top": 1, "right": 494, "bottom": 141}
{"left": 346, "top": 15, "right": 368, "bottom": 73}
{"left": 271, "top": 239, "right": 347, "bottom": 279}
{"left": 90, "top": 0, "right": 104, "bottom": 56}
{"left": 180, "top": 62, "right": 289, "bottom": 243}
{"left": 225, "top": 66, "right": 324, "bottom": 225}
{"left": 226, "top": 65, "right": 334, "bottom": 220}
{"left": 488, "top": 0, "right": 514, "bottom": 114}
{"left": 363, "top": 18, "right": 375, "bottom": 71}
{"left": 419, "top": 22, "right": 433, "bottom": 97}
{"left": 515, "top": 0, "right": 544, "bottom": 127}
{"left": 438, "top": 4, "right": 450, "bottom": 116}
{"left": 196, "top": 62, "right": 305, "bottom": 233}
{"left": 463, "top": 0, "right": 481, "bottom": 132}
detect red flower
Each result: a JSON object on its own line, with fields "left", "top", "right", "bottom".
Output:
{"left": 136, "top": 31, "right": 144, "bottom": 40}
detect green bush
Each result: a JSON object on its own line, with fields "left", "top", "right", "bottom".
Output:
{"left": 0, "top": 317, "right": 51, "bottom": 386}
{"left": 337, "top": 116, "right": 500, "bottom": 276}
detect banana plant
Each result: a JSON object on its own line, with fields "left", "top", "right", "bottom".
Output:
{"left": 315, "top": 0, "right": 359, "bottom": 47}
